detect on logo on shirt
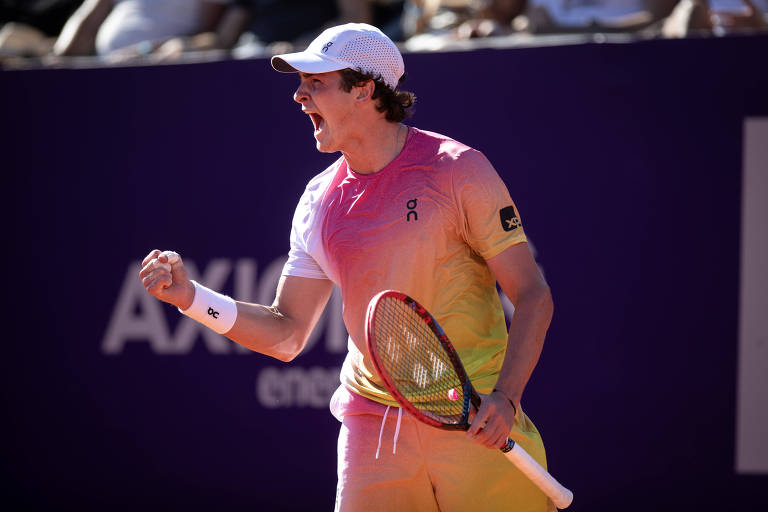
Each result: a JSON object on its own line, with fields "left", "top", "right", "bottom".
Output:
{"left": 407, "top": 198, "right": 418, "bottom": 222}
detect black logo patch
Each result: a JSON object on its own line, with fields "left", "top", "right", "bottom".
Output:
{"left": 499, "top": 206, "right": 520, "bottom": 231}
{"left": 321, "top": 41, "right": 333, "bottom": 53}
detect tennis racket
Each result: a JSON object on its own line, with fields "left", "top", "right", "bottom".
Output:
{"left": 365, "top": 290, "right": 573, "bottom": 509}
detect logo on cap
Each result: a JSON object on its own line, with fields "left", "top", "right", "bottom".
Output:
{"left": 322, "top": 42, "right": 333, "bottom": 53}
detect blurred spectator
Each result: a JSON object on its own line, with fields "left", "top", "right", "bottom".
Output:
{"left": 0, "top": 0, "right": 80, "bottom": 57}
{"left": 523, "top": 0, "right": 766, "bottom": 35}
{"left": 707, "top": 0, "right": 766, "bottom": 32}
{"left": 232, "top": 0, "right": 412, "bottom": 59}
{"left": 5, "top": 0, "right": 763, "bottom": 66}
{"left": 401, "top": 0, "right": 528, "bottom": 48}
{"left": 660, "top": 0, "right": 715, "bottom": 36}
{"left": 401, "top": 0, "right": 471, "bottom": 40}
{"left": 335, "top": 0, "right": 406, "bottom": 41}
{"left": 524, "top": 0, "right": 676, "bottom": 33}
{"left": 402, "top": 0, "right": 529, "bottom": 40}
{"left": 166, "top": 0, "right": 400, "bottom": 61}
{"left": 151, "top": 1, "right": 252, "bottom": 61}
{"left": 232, "top": 0, "right": 337, "bottom": 56}
{"left": 51, "top": 0, "right": 235, "bottom": 60}
{"left": 661, "top": 0, "right": 766, "bottom": 37}
{"left": 455, "top": 0, "right": 527, "bottom": 38}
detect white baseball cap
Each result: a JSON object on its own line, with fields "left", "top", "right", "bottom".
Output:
{"left": 271, "top": 23, "right": 405, "bottom": 89}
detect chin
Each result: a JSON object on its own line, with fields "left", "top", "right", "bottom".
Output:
{"left": 315, "top": 139, "right": 337, "bottom": 154}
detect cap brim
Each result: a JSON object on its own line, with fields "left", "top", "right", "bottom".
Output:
{"left": 271, "top": 51, "right": 347, "bottom": 74}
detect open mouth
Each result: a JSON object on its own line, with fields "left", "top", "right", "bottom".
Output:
{"left": 309, "top": 113, "right": 325, "bottom": 134}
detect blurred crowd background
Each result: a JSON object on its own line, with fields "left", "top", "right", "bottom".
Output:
{"left": 1, "top": 0, "right": 767, "bottom": 69}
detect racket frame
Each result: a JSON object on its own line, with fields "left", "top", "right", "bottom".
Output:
{"left": 366, "top": 290, "right": 481, "bottom": 430}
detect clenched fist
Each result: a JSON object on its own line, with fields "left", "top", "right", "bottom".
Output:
{"left": 139, "top": 249, "right": 195, "bottom": 310}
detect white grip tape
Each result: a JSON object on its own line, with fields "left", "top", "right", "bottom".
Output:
{"left": 179, "top": 280, "right": 237, "bottom": 334}
{"left": 504, "top": 443, "right": 574, "bottom": 509}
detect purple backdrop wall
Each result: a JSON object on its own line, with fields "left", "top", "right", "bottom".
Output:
{"left": 2, "top": 34, "right": 767, "bottom": 511}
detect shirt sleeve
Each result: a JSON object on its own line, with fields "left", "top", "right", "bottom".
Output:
{"left": 281, "top": 179, "right": 330, "bottom": 280}
{"left": 453, "top": 149, "right": 527, "bottom": 260}
{"left": 282, "top": 237, "right": 327, "bottom": 279}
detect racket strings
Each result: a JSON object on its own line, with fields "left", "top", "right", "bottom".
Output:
{"left": 374, "top": 297, "right": 466, "bottom": 424}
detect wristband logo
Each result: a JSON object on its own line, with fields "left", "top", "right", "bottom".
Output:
{"left": 207, "top": 307, "right": 220, "bottom": 319}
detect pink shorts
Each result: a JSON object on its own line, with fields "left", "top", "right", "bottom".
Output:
{"left": 330, "top": 385, "right": 555, "bottom": 512}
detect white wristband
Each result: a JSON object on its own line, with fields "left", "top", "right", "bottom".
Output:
{"left": 179, "top": 280, "right": 237, "bottom": 334}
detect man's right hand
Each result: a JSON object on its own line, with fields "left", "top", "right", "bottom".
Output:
{"left": 139, "top": 249, "right": 195, "bottom": 310}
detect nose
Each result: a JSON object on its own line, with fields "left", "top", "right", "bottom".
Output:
{"left": 294, "top": 82, "right": 309, "bottom": 104}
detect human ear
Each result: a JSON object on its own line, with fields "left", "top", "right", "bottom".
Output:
{"left": 355, "top": 80, "right": 375, "bottom": 103}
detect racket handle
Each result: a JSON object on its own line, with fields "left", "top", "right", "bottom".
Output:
{"left": 502, "top": 439, "right": 573, "bottom": 509}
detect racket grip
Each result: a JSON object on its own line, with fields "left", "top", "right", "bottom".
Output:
{"left": 502, "top": 440, "right": 573, "bottom": 509}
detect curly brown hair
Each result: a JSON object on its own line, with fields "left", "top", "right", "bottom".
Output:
{"left": 338, "top": 68, "right": 415, "bottom": 123}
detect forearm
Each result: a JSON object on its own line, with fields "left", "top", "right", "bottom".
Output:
{"left": 224, "top": 301, "right": 311, "bottom": 362}
{"left": 212, "top": 275, "right": 332, "bottom": 362}
{"left": 53, "top": 0, "right": 112, "bottom": 56}
{"left": 141, "top": 252, "right": 334, "bottom": 364}
{"left": 494, "top": 284, "right": 553, "bottom": 407}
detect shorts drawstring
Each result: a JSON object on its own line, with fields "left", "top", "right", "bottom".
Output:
{"left": 392, "top": 407, "right": 402, "bottom": 455}
{"left": 375, "top": 406, "right": 403, "bottom": 459}
{"left": 375, "top": 406, "right": 390, "bottom": 459}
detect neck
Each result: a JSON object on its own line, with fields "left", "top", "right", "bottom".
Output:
{"left": 342, "top": 121, "right": 407, "bottom": 175}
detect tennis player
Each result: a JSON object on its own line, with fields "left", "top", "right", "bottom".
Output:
{"left": 140, "top": 23, "right": 554, "bottom": 512}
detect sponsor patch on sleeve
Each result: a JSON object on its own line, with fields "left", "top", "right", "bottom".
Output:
{"left": 499, "top": 206, "right": 521, "bottom": 232}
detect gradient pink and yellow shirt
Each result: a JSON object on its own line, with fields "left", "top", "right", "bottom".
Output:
{"left": 282, "top": 127, "right": 527, "bottom": 405}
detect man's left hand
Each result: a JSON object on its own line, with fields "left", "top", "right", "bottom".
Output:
{"left": 465, "top": 390, "right": 517, "bottom": 449}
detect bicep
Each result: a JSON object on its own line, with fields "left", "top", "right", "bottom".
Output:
{"left": 486, "top": 242, "right": 548, "bottom": 305}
